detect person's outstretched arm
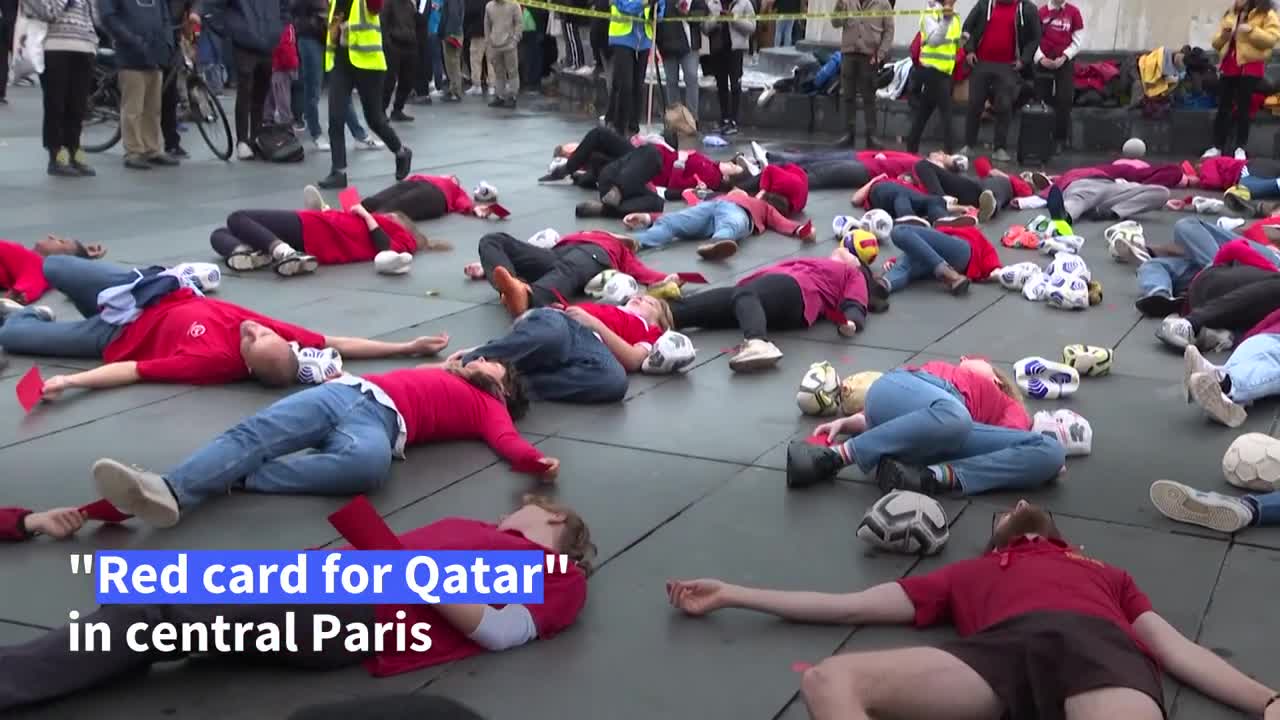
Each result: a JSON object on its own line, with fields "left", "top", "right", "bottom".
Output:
{"left": 325, "top": 334, "right": 449, "bottom": 359}
{"left": 668, "top": 578, "right": 916, "bottom": 625}
{"left": 0, "top": 507, "right": 87, "bottom": 541}
{"left": 41, "top": 362, "right": 141, "bottom": 400}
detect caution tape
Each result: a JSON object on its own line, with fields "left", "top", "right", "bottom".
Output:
{"left": 519, "top": 0, "right": 943, "bottom": 23}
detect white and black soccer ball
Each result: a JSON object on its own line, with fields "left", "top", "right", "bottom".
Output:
{"left": 1062, "top": 344, "right": 1114, "bottom": 377}
{"left": 796, "top": 361, "right": 842, "bottom": 416}
{"left": 861, "top": 209, "right": 894, "bottom": 242}
{"left": 1047, "top": 252, "right": 1090, "bottom": 282}
{"left": 1046, "top": 274, "right": 1089, "bottom": 311}
{"left": 473, "top": 180, "right": 498, "bottom": 203}
{"left": 856, "top": 490, "right": 950, "bottom": 555}
{"left": 548, "top": 156, "right": 569, "bottom": 175}
{"left": 584, "top": 269, "right": 619, "bottom": 299}
{"left": 526, "top": 228, "right": 561, "bottom": 250}
{"left": 1222, "top": 432, "right": 1280, "bottom": 492}
{"left": 602, "top": 272, "right": 640, "bottom": 305}
{"left": 293, "top": 344, "right": 344, "bottom": 385}
{"left": 641, "top": 331, "right": 697, "bottom": 374}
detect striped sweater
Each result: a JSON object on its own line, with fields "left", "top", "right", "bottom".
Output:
{"left": 20, "top": 0, "right": 98, "bottom": 54}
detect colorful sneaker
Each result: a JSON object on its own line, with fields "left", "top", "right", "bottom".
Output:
{"left": 1188, "top": 371, "right": 1246, "bottom": 427}
{"left": 1149, "top": 479, "right": 1252, "bottom": 533}
{"left": 492, "top": 266, "right": 531, "bottom": 317}
{"left": 1027, "top": 214, "right": 1053, "bottom": 236}
{"left": 1000, "top": 225, "right": 1041, "bottom": 249}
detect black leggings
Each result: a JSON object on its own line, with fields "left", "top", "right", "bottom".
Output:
{"left": 1213, "top": 74, "right": 1261, "bottom": 154}
{"left": 711, "top": 48, "right": 744, "bottom": 124}
{"left": 0, "top": 604, "right": 375, "bottom": 712}
{"left": 670, "top": 274, "right": 807, "bottom": 340}
{"left": 233, "top": 46, "right": 272, "bottom": 144}
{"left": 478, "top": 233, "right": 611, "bottom": 306}
{"left": 766, "top": 151, "right": 871, "bottom": 189}
{"left": 913, "top": 159, "right": 1013, "bottom": 211}
{"left": 210, "top": 209, "right": 305, "bottom": 257}
{"left": 564, "top": 126, "right": 633, "bottom": 176}
{"left": 362, "top": 180, "right": 449, "bottom": 221}
{"left": 1187, "top": 271, "right": 1280, "bottom": 333}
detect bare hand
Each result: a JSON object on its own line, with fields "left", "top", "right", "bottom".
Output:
{"left": 443, "top": 349, "right": 468, "bottom": 368}
{"left": 563, "top": 306, "right": 603, "bottom": 331}
{"left": 667, "top": 578, "right": 732, "bottom": 616}
{"left": 1238, "top": 22, "right": 1253, "bottom": 33}
{"left": 407, "top": 334, "right": 449, "bottom": 356}
{"left": 462, "top": 261, "right": 485, "bottom": 279}
{"left": 837, "top": 321, "right": 858, "bottom": 337}
{"left": 85, "top": 243, "right": 107, "bottom": 259}
{"left": 1039, "top": 56, "right": 1055, "bottom": 68}
{"left": 537, "top": 457, "right": 560, "bottom": 483}
{"left": 41, "top": 375, "right": 72, "bottom": 401}
{"left": 660, "top": 273, "right": 685, "bottom": 287}
{"left": 350, "top": 203, "right": 372, "bottom": 219}
{"left": 814, "top": 412, "right": 867, "bottom": 442}
{"left": 967, "top": 54, "right": 977, "bottom": 67}
{"left": 1265, "top": 701, "right": 1280, "bottom": 720}
{"left": 24, "top": 508, "right": 87, "bottom": 538}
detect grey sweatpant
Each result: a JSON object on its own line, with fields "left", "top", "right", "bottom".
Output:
{"left": 264, "top": 69, "right": 296, "bottom": 125}
{"left": 1064, "top": 179, "right": 1170, "bottom": 220}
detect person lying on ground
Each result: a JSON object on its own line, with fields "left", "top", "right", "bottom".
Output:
{"left": 1187, "top": 154, "right": 1280, "bottom": 191}
{"left": 210, "top": 204, "right": 450, "bottom": 278}
{"left": 787, "top": 358, "right": 1064, "bottom": 496}
{"left": 852, "top": 174, "right": 977, "bottom": 227}
{"left": 88, "top": 362, "right": 555, "bottom": 529}
{"left": 623, "top": 188, "right": 815, "bottom": 259}
{"left": 1150, "top": 249, "right": 1280, "bottom": 355}
{"left": 1137, "top": 216, "right": 1280, "bottom": 318}
{"left": 0, "top": 495, "right": 593, "bottom": 711}
{"left": 1151, "top": 476, "right": 1280, "bottom": 534}
{"left": 1027, "top": 158, "right": 1195, "bottom": 193}
{"left": 1176, "top": 310, "right": 1280, "bottom": 426}
{"left": 670, "top": 245, "right": 884, "bottom": 372}
{"left": 0, "top": 257, "right": 449, "bottom": 397}
{"left": 763, "top": 147, "right": 966, "bottom": 185}
{"left": 303, "top": 174, "right": 503, "bottom": 221}
{"left": 539, "top": 126, "right": 674, "bottom": 186}
{"left": 0, "top": 500, "right": 128, "bottom": 542}
{"left": 0, "top": 236, "right": 107, "bottom": 305}
{"left": 912, "top": 158, "right": 1003, "bottom": 222}
{"left": 668, "top": 499, "right": 1280, "bottom": 720}
{"left": 877, "top": 224, "right": 1002, "bottom": 296}
{"left": 1052, "top": 178, "right": 1171, "bottom": 224}
{"left": 468, "top": 230, "right": 687, "bottom": 315}
{"left": 574, "top": 143, "right": 669, "bottom": 219}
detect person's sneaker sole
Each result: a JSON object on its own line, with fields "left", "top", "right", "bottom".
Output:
{"left": 92, "top": 459, "right": 180, "bottom": 528}
{"left": 1135, "top": 294, "right": 1181, "bottom": 318}
{"left": 978, "top": 190, "right": 997, "bottom": 222}
{"left": 1189, "top": 372, "right": 1247, "bottom": 427}
{"left": 375, "top": 252, "right": 414, "bottom": 275}
{"left": 697, "top": 240, "right": 738, "bottom": 260}
{"left": 1149, "top": 480, "right": 1250, "bottom": 533}
{"left": 896, "top": 216, "right": 931, "bottom": 228}
{"left": 728, "top": 346, "right": 782, "bottom": 372}
{"left": 1183, "top": 345, "right": 1214, "bottom": 403}
{"left": 273, "top": 254, "right": 319, "bottom": 277}
{"left": 302, "top": 184, "right": 327, "bottom": 211}
{"left": 934, "top": 215, "right": 977, "bottom": 229}
{"left": 227, "top": 252, "right": 272, "bottom": 271}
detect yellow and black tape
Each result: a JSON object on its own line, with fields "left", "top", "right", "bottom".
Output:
{"left": 518, "top": 0, "right": 942, "bottom": 24}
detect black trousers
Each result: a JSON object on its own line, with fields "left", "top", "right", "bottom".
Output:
{"left": 414, "top": 13, "right": 432, "bottom": 95}
{"left": 0, "top": 0, "right": 16, "bottom": 98}
{"left": 328, "top": 50, "right": 402, "bottom": 172}
{"left": 363, "top": 180, "right": 449, "bottom": 220}
{"left": 599, "top": 144, "right": 663, "bottom": 202}
{"left": 1037, "top": 58, "right": 1074, "bottom": 142}
{"left": 1187, "top": 271, "right": 1280, "bottom": 333}
{"left": 39, "top": 50, "right": 93, "bottom": 154}
{"left": 965, "top": 61, "right": 1019, "bottom": 150}
{"left": 608, "top": 45, "right": 646, "bottom": 135}
{"left": 839, "top": 52, "right": 877, "bottom": 138}
{"left": 233, "top": 46, "right": 272, "bottom": 143}
{"left": 767, "top": 151, "right": 872, "bottom": 189}
{"left": 383, "top": 42, "right": 416, "bottom": 112}
{"left": 912, "top": 158, "right": 1010, "bottom": 210}
{"left": 906, "top": 65, "right": 953, "bottom": 153}
{"left": 162, "top": 69, "right": 182, "bottom": 151}
{"left": 590, "top": 19, "right": 608, "bottom": 68}
{"left": 671, "top": 274, "right": 807, "bottom": 340}
{"left": 210, "top": 209, "right": 306, "bottom": 256}
{"left": 0, "top": 604, "right": 375, "bottom": 712}
{"left": 710, "top": 47, "right": 743, "bottom": 123}
{"left": 478, "top": 233, "right": 611, "bottom": 307}
{"left": 564, "top": 126, "right": 633, "bottom": 175}
{"left": 1214, "top": 74, "right": 1262, "bottom": 154}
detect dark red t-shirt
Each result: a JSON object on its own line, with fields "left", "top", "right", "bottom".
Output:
{"left": 576, "top": 303, "right": 664, "bottom": 349}
{"left": 761, "top": 163, "right": 809, "bottom": 213}
{"left": 977, "top": 0, "right": 1019, "bottom": 63}
{"left": 899, "top": 536, "right": 1155, "bottom": 659}
{"left": 404, "top": 174, "right": 476, "bottom": 214}
{"left": 102, "top": 289, "right": 327, "bottom": 384}
{"left": 0, "top": 241, "right": 50, "bottom": 302}
{"left": 1038, "top": 2, "right": 1083, "bottom": 59}
{"left": 298, "top": 210, "right": 417, "bottom": 264}
{"left": 856, "top": 150, "right": 920, "bottom": 178}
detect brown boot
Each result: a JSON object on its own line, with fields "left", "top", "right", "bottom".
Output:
{"left": 935, "top": 264, "right": 970, "bottom": 295}
{"left": 697, "top": 240, "right": 739, "bottom": 260}
{"left": 491, "top": 266, "right": 532, "bottom": 316}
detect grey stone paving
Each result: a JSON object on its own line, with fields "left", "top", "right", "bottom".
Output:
{"left": 1, "top": 85, "right": 1277, "bottom": 719}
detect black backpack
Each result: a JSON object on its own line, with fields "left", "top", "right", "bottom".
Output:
{"left": 254, "top": 124, "right": 305, "bottom": 163}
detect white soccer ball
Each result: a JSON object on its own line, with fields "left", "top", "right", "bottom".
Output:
{"left": 861, "top": 209, "right": 894, "bottom": 242}
{"left": 526, "top": 228, "right": 561, "bottom": 249}
{"left": 1047, "top": 252, "right": 1090, "bottom": 282}
{"left": 856, "top": 490, "right": 950, "bottom": 555}
{"left": 641, "top": 331, "right": 697, "bottom": 374}
{"left": 473, "top": 180, "right": 498, "bottom": 203}
{"left": 601, "top": 272, "right": 640, "bottom": 305}
{"left": 796, "top": 361, "right": 842, "bottom": 416}
{"left": 1046, "top": 274, "right": 1089, "bottom": 311}
{"left": 1062, "top": 344, "right": 1114, "bottom": 377}
{"left": 1222, "top": 433, "right": 1280, "bottom": 492}
{"left": 1122, "top": 137, "right": 1147, "bottom": 158}
{"left": 832, "top": 214, "right": 859, "bottom": 238}
{"left": 584, "top": 269, "right": 619, "bottom": 298}
{"left": 993, "top": 262, "right": 1042, "bottom": 291}
{"left": 293, "top": 344, "right": 344, "bottom": 385}
{"left": 1032, "top": 409, "right": 1093, "bottom": 456}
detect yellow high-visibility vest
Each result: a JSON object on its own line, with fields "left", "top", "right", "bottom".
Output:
{"left": 918, "top": 13, "right": 961, "bottom": 75}
{"left": 608, "top": 2, "right": 652, "bottom": 42}
{"left": 326, "top": 0, "right": 387, "bottom": 72}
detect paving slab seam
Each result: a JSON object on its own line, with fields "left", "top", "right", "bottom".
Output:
{"left": 0, "top": 618, "right": 54, "bottom": 632}
{"left": 0, "top": 386, "right": 201, "bottom": 452}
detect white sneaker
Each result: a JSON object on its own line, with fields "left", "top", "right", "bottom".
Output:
{"left": 273, "top": 252, "right": 319, "bottom": 277}
{"left": 896, "top": 215, "right": 931, "bottom": 228}
{"left": 1192, "top": 196, "right": 1227, "bottom": 215}
{"left": 236, "top": 141, "right": 255, "bottom": 160}
{"left": 374, "top": 250, "right": 414, "bottom": 275}
{"left": 226, "top": 243, "right": 273, "bottom": 271}
{"left": 1040, "top": 234, "right": 1084, "bottom": 254}
{"left": 355, "top": 136, "right": 384, "bottom": 151}
{"left": 465, "top": 85, "right": 484, "bottom": 96}
{"left": 1234, "top": 148, "right": 1248, "bottom": 161}
{"left": 1188, "top": 371, "right": 1246, "bottom": 427}
{"left": 751, "top": 141, "right": 768, "bottom": 168}
{"left": 1202, "top": 147, "right": 1222, "bottom": 158}
{"left": 302, "top": 184, "right": 329, "bottom": 211}
{"left": 1156, "top": 315, "right": 1195, "bottom": 350}
{"left": 1104, "top": 220, "right": 1150, "bottom": 264}
{"left": 1149, "top": 479, "right": 1252, "bottom": 533}
{"left": 1217, "top": 216, "right": 1247, "bottom": 232}
{"left": 1013, "top": 356, "right": 1081, "bottom": 399}
{"left": 312, "top": 136, "right": 331, "bottom": 151}
{"left": 171, "top": 262, "right": 222, "bottom": 292}
{"left": 728, "top": 338, "right": 783, "bottom": 372}
{"left": 1183, "top": 345, "right": 1216, "bottom": 402}
{"left": 92, "top": 458, "right": 180, "bottom": 528}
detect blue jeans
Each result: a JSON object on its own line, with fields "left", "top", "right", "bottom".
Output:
{"left": 870, "top": 182, "right": 947, "bottom": 222}
{"left": 165, "top": 383, "right": 399, "bottom": 510}
{"left": 884, "top": 225, "right": 972, "bottom": 293}
{"left": 773, "top": 19, "right": 795, "bottom": 47}
{"left": 1225, "top": 333, "right": 1280, "bottom": 404}
{"left": 1248, "top": 492, "right": 1280, "bottom": 525}
{"left": 632, "top": 200, "right": 753, "bottom": 248}
{"left": 297, "top": 36, "right": 368, "bottom": 142}
{"left": 462, "top": 308, "right": 628, "bottom": 403}
{"left": 427, "top": 34, "right": 446, "bottom": 88}
{"left": 1240, "top": 173, "right": 1280, "bottom": 199}
{"left": 0, "top": 256, "right": 138, "bottom": 358}
{"left": 1138, "top": 217, "right": 1240, "bottom": 299}
{"left": 847, "top": 369, "right": 1065, "bottom": 495}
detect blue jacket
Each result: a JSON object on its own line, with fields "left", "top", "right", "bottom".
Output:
{"left": 609, "top": 0, "right": 663, "bottom": 50}
{"left": 99, "top": 0, "right": 175, "bottom": 69}
{"left": 203, "top": 0, "right": 289, "bottom": 54}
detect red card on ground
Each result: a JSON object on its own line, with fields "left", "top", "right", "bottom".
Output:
{"left": 803, "top": 433, "right": 829, "bottom": 447}
{"left": 338, "top": 187, "right": 361, "bottom": 211}
{"left": 676, "top": 272, "right": 708, "bottom": 284}
{"left": 488, "top": 203, "right": 510, "bottom": 219}
{"left": 15, "top": 366, "right": 42, "bottom": 413}
{"left": 791, "top": 661, "right": 814, "bottom": 673}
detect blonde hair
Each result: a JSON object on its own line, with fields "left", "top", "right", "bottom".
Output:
{"left": 653, "top": 297, "right": 674, "bottom": 331}
{"left": 991, "top": 366, "right": 1025, "bottom": 407}
{"left": 522, "top": 494, "right": 597, "bottom": 576}
{"left": 387, "top": 211, "right": 452, "bottom": 253}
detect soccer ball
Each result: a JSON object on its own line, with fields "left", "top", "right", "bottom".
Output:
{"left": 602, "top": 272, "right": 640, "bottom": 305}
{"left": 293, "top": 344, "right": 344, "bottom": 385}
{"left": 861, "top": 209, "right": 894, "bottom": 241}
{"left": 1062, "top": 344, "right": 1114, "bottom": 377}
{"left": 1222, "top": 433, "right": 1280, "bottom": 492}
{"left": 839, "top": 371, "right": 882, "bottom": 414}
{"left": 1032, "top": 409, "right": 1093, "bottom": 456}
{"left": 856, "top": 490, "right": 950, "bottom": 555}
{"left": 585, "top": 269, "right": 620, "bottom": 298}
{"left": 842, "top": 228, "right": 880, "bottom": 265}
{"left": 1047, "top": 252, "right": 1090, "bottom": 281}
{"left": 526, "top": 228, "right": 560, "bottom": 249}
{"left": 796, "top": 361, "right": 842, "bottom": 416}
{"left": 832, "top": 214, "right": 859, "bottom": 237}
{"left": 1123, "top": 137, "right": 1147, "bottom": 158}
{"left": 641, "top": 331, "right": 697, "bottom": 374}
{"left": 472, "top": 181, "right": 498, "bottom": 203}
{"left": 1046, "top": 274, "right": 1089, "bottom": 311}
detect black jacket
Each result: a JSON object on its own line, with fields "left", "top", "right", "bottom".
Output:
{"left": 656, "top": 0, "right": 704, "bottom": 56}
{"left": 203, "top": 0, "right": 289, "bottom": 54}
{"left": 962, "top": 0, "right": 1041, "bottom": 68}
{"left": 463, "top": 0, "right": 485, "bottom": 38}
{"left": 99, "top": 0, "right": 175, "bottom": 68}
{"left": 382, "top": 0, "right": 417, "bottom": 46}
{"left": 292, "top": 0, "right": 331, "bottom": 40}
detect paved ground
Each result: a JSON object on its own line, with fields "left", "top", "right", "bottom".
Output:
{"left": 1, "top": 85, "right": 1277, "bottom": 720}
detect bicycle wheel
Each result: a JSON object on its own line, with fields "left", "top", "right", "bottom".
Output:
{"left": 187, "top": 75, "right": 233, "bottom": 161}
{"left": 81, "top": 70, "right": 121, "bottom": 153}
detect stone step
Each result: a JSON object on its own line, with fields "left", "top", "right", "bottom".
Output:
{"left": 756, "top": 46, "right": 818, "bottom": 76}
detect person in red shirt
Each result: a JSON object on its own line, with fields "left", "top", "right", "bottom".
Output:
{"left": 879, "top": 224, "right": 1003, "bottom": 295}
{"left": 626, "top": 188, "right": 815, "bottom": 261}
{"left": 787, "top": 358, "right": 1063, "bottom": 496}
{"left": 668, "top": 499, "right": 1280, "bottom": 720}
{"left": 86, "top": 362, "right": 554, "bottom": 529}
{"left": 756, "top": 149, "right": 965, "bottom": 190}
{"left": 209, "top": 203, "right": 449, "bottom": 278}
{"left": 1205, "top": 0, "right": 1280, "bottom": 160}
{"left": 1034, "top": 0, "right": 1084, "bottom": 152}
{"left": 0, "top": 494, "right": 593, "bottom": 711}
{"left": 852, "top": 173, "right": 975, "bottom": 227}
{"left": 0, "top": 235, "right": 107, "bottom": 304}
{"left": 0, "top": 256, "right": 449, "bottom": 398}
{"left": 961, "top": 0, "right": 1041, "bottom": 160}
{"left": 304, "top": 174, "right": 502, "bottom": 222}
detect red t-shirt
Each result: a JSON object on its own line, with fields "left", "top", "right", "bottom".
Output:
{"left": 576, "top": 303, "right": 664, "bottom": 349}
{"left": 365, "top": 368, "right": 543, "bottom": 473}
{"left": 667, "top": 152, "right": 724, "bottom": 193}
{"left": 976, "top": 0, "right": 1019, "bottom": 63}
{"left": 0, "top": 241, "right": 50, "bottom": 302}
{"left": 856, "top": 150, "right": 920, "bottom": 178}
{"left": 1038, "top": 3, "right": 1083, "bottom": 59}
{"left": 860, "top": 176, "right": 925, "bottom": 210}
{"left": 360, "top": 518, "right": 588, "bottom": 677}
{"left": 760, "top": 163, "right": 809, "bottom": 213}
{"left": 911, "top": 360, "right": 1031, "bottom": 430}
{"left": 298, "top": 210, "right": 417, "bottom": 265}
{"left": 898, "top": 536, "right": 1155, "bottom": 661}
{"left": 938, "top": 226, "right": 1003, "bottom": 281}
{"left": 1242, "top": 215, "right": 1280, "bottom": 246}
{"left": 103, "top": 289, "right": 327, "bottom": 384}
{"left": 405, "top": 175, "right": 476, "bottom": 214}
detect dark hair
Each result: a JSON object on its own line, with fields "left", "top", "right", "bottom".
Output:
{"left": 451, "top": 361, "right": 530, "bottom": 420}
{"left": 73, "top": 240, "right": 90, "bottom": 258}
{"left": 522, "top": 494, "right": 597, "bottom": 576}
{"left": 761, "top": 191, "right": 791, "bottom": 215}
{"left": 1244, "top": 0, "right": 1273, "bottom": 14}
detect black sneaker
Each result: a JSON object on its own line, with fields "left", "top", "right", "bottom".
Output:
{"left": 538, "top": 169, "right": 569, "bottom": 183}
{"left": 390, "top": 110, "right": 414, "bottom": 122}
{"left": 875, "top": 457, "right": 941, "bottom": 495}
{"left": 721, "top": 121, "right": 739, "bottom": 136}
{"left": 575, "top": 200, "right": 604, "bottom": 218}
{"left": 488, "top": 97, "right": 505, "bottom": 108}
{"left": 1135, "top": 293, "right": 1182, "bottom": 318}
{"left": 167, "top": 145, "right": 190, "bottom": 159}
{"left": 123, "top": 155, "right": 152, "bottom": 170}
{"left": 601, "top": 186, "right": 622, "bottom": 208}
{"left": 318, "top": 171, "right": 348, "bottom": 189}
{"left": 394, "top": 147, "right": 413, "bottom": 180}
{"left": 785, "top": 441, "right": 841, "bottom": 489}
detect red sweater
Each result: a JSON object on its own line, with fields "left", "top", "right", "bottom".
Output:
{"left": 1242, "top": 216, "right": 1280, "bottom": 246}
{"left": 760, "top": 164, "right": 809, "bottom": 213}
{"left": 1197, "top": 157, "right": 1247, "bottom": 190}
{"left": 0, "top": 241, "right": 50, "bottom": 302}
{"left": 856, "top": 150, "right": 920, "bottom": 178}
{"left": 298, "top": 210, "right": 417, "bottom": 264}
{"left": 1214, "top": 238, "right": 1278, "bottom": 272}
{"left": 977, "top": 0, "right": 1019, "bottom": 63}
{"left": 556, "top": 231, "right": 670, "bottom": 285}
{"left": 0, "top": 499, "right": 131, "bottom": 541}
{"left": 405, "top": 174, "right": 476, "bottom": 214}
{"left": 666, "top": 152, "right": 723, "bottom": 193}
{"left": 912, "top": 360, "right": 1031, "bottom": 430}
{"left": 939, "top": 226, "right": 1003, "bottom": 280}
{"left": 739, "top": 257, "right": 866, "bottom": 325}
{"left": 689, "top": 192, "right": 806, "bottom": 236}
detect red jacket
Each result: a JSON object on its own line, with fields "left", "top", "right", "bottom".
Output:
{"left": 939, "top": 226, "right": 1002, "bottom": 281}
{"left": 760, "top": 164, "right": 809, "bottom": 213}
{"left": 666, "top": 152, "right": 723, "bottom": 193}
{"left": 1197, "top": 157, "right": 1247, "bottom": 190}
{"left": 0, "top": 499, "right": 131, "bottom": 541}
{"left": 0, "top": 241, "right": 50, "bottom": 302}
{"left": 272, "top": 25, "right": 299, "bottom": 72}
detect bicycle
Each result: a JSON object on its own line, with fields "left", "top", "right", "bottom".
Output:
{"left": 82, "top": 27, "right": 233, "bottom": 161}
